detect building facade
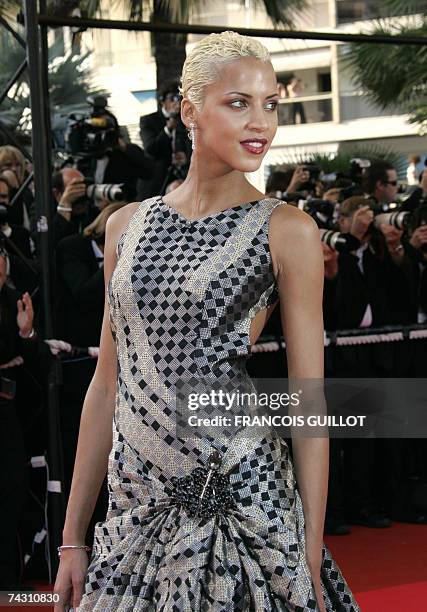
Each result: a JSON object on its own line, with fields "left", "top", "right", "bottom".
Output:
{"left": 79, "top": 0, "right": 426, "bottom": 189}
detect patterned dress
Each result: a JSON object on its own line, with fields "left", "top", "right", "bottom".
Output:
{"left": 78, "top": 196, "right": 360, "bottom": 611}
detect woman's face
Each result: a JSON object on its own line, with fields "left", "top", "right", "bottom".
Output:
{"left": 0, "top": 159, "right": 23, "bottom": 186}
{"left": 189, "top": 57, "right": 279, "bottom": 173}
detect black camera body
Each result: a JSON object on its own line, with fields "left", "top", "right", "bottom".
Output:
{"left": 65, "top": 96, "right": 119, "bottom": 157}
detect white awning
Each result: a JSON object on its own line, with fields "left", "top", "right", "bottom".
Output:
{"left": 264, "top": 142, "right": 339, "bottom": 166}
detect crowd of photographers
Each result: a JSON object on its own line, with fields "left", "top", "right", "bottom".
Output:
{"left": 1, "top": 80, "right": 427, "bottom": 587}
{"left": 263, "top": 157, "right": 427, "bottom": 535}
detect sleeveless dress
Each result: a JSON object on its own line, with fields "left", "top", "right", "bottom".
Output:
{"left": 78, "top": 195, "right": 360, "bottom": 611}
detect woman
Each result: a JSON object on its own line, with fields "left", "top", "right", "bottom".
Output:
{"left": 0, "top": 145, "right": 34, "bottom": 230}
{"left": 54, "top": 31, "right": 360, "bottom": 611}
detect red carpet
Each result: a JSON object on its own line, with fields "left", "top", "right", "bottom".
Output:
{"left": 354, "top": 582, "right": 427, "bottom": 611}
{"left": 325, "top": 522, "right": 427, "bottom": 611}
{"left": 6, "top": 522, "right": 426, "bottom": 611}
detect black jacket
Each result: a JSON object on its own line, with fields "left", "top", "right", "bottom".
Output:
{"left": 55, "top": 234, "right": 104, "bottom": 347}
{"left": 323, "top": 241, "right": 415, "bottom": 331}
{"left": 139, "top": 109, "right": 191, "bottom": 197}
{"left": 79, "top": 144, "right": 155, "bottom": 202}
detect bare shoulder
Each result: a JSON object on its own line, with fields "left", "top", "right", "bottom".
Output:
{"left": 106, "top": 201, "right": 141, "bottom": 239}
{"left": 268, "top": 202, "right": 322, "bottom": 275}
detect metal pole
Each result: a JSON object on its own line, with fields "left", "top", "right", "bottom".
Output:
{"left": 0, "top": 59, "right": 27, "bottom": 106}
{"left": 38, "top": 14, "right": 427, "bottom": 45}
{"left": 0, "top": 119, "right": 32, "bottom": 161}
{"left": 0, "top": 15, "right": 26, "bottom": 47}
{"left": 24, "top": 0, "right": 65, "bottom": 580}
{"left": 9, "top": 171, "right": 33, "bottom": 207}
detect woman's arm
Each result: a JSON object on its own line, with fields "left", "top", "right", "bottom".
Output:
{"left": 269, "top": 204, "right": 328, "bottom": 610}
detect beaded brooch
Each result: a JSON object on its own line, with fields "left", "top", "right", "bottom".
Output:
{"left": 170, "top": 450, "right": 236, "bottom": 519}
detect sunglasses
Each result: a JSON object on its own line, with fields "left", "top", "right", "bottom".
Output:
{"left": 383, "top": 180, "right": 398, "bottom": 186}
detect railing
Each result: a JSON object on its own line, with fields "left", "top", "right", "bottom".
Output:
{"left": 336, "top": 0, "right": 425, "bottom": 23}
{"left": 340, "top": 91, "right": 403, "bottom": 122}
{"left": 277, "top": 93, "right": 333, "bottom": 126}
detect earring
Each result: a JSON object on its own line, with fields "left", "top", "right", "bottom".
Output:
{"left": 188, "top": 122, "right": 196, "bottom": 150}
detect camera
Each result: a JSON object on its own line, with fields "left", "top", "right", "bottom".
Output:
{"left": 319, "top": 229, "right": 361, "bottom": 254}
{"left": 83, "top": 179, "right": 131, "bottom": 207}
{"left": 301, "top": 198, "right": 362, "bottom": 253}
{"left": 64, "top": 96, "right": 119, "bottom": 157}
{"left": 277, "top": 194, "right": 361, "bottom": 254}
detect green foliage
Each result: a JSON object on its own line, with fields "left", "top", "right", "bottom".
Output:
{"left": 0, "top": 27, "right": 105, "bottom": 137}
{"left": 274, "top": 144, "right": 402, "bottom": 175}
{"left": 380, "top": 0, "right": 427, "bottom": 17}
{"left": 343, "top": 0, "right": 427, "bottom": 133}
{"left": 58, "top": 0, "right": 308, "bottom": 28}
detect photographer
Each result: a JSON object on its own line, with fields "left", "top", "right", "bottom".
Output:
{"left": 52, "top": 168, "right": 98, "bottom": 247}
{"left": 323, "top": 196, "right": 414, "bottom": 329}
{"left": 0, "top": 175, "right": 38, "bottom": 294}
{"left": 55, "top": 203, "right": 122, "bottom": 347}
{"left": 362, "top": 160, "right": 398, "bottom": 209}
{"left": 0, "top": 146, "right": 34, "bottom": 231}
{"left": 265, "top": 166, "right": 311, "bottom": 200}
{"left": 398, "top": 169, "right": 427, "bottom": 326}
{"left": 139, "top": 81, "right": 192, "bottom": 197}
{"left": 67, "top": 96, "right": 154, "bottom": 201}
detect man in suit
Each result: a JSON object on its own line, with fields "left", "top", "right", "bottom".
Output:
{"left": 139, "top": 81, "right": 192, "bottom": 198}
{"left": 52, "top": 168, "right": 98, "bottom": 247}
{"left": 55, "top": 221, "right": 107, "bottom": 348}
{"left": 362, "top": 160, "right": 398, "bottom": 209}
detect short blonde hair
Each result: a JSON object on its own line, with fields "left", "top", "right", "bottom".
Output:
{"left": 179, "top": 30, "right": 271, "bottom": 112}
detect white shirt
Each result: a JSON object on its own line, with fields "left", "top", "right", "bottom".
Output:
{"left": 162, "top": 106, "right": 176, "bottom": 151}
{"left": 355, "top": 243, "right": 373, "bottom": 327}
{"left": 91, "top": 240, "right": 104, "bottom": 268}
{"left": 417, "top": 262, "right": 427, "bottom": 323}
{"left": 95, "top": 156, "right": 109, "bottom": 184}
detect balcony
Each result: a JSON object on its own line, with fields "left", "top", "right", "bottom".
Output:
{"left": 336, "top": 0, "right": 426, "bottom": 23}
{"left": 340, "top": 91, "right": 403, "bottom": 122}
{"left": 277, "top": 94, "right": 333, "bottom": 126}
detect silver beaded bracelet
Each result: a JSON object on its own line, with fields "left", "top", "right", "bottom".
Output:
{"left": 57, "top": 545, "right": 91, "bottom": 557}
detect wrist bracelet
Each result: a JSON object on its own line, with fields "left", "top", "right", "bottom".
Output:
{"left": 57, "top": 545, "right": 91, "bottom": 557}
{"left": 19, "top": 327, "right": 35, "bottom": 339}
{"left": 57, "top": 205, "right": 72, "bottom": 213}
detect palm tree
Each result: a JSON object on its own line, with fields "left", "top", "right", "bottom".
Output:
{"left": 0, "top": 23, "right": 105, "bottom": 145}
{"left": 344, "top": 0, "right": 427, "bottom": 133}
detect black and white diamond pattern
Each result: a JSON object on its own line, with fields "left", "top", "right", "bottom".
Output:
{"left": 79, "top": 196, "right": 361, "bottom": 611}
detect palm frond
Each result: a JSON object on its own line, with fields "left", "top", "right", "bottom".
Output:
{"left": 343, "top": 19, "right": 427, "bottom": 127}
{"left": 0, "top": 1, "right": 20, "bottom": 20}
{"left": 250, "top": 0, "right": 307, "bottom": 29}
{"left": 381, "top": 0, "right": 427, "bottom": 17}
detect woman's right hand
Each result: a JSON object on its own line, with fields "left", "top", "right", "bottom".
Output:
{"left": 54, "top": 550, "right": 89, "bottom": 611}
